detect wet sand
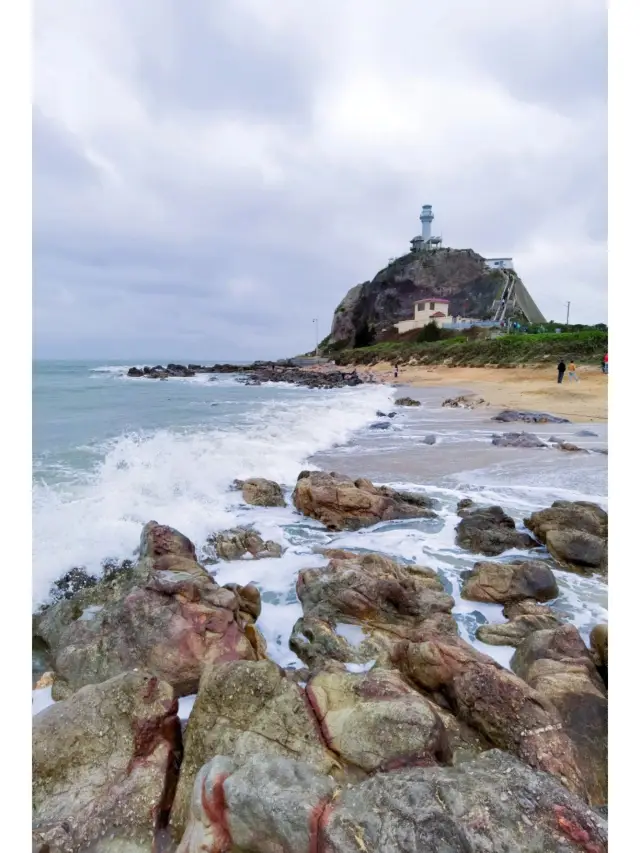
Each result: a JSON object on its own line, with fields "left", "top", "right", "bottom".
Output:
{"left": 350, "top": 363, "right": 608, "bottom": 423}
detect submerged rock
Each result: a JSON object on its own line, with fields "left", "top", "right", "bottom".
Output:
{"left": 493, "top": 409, "right": 571, "bottom": 424}
{"left": 491, "top": 431, "right": 546, "bottom": 448}
{"left": 369, "top": 421, "right": 391, "bottom": 429}
{"left": 460, "top": 559, "right": 559, "bottom": 604}
{"left": 423, "top": 433, "right": 437, "bottom": 445}
{"left": 32, "top": 671, "right": 182, "bottom": 853}
{"left": 292, "top": 470, "right": 437, "bottom": 531}
{"left": 455, "top": 506, "right": 536, "bottom": 556}
{"left": 442, "top": 394, "right": 487, "bottom": 409}
{"left": 396, "top": 396, "right": 421, "bottom": 406}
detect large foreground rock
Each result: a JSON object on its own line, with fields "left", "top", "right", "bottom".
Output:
{"left": 292, "top": 470, "right": 437, "bottom": 530}
{"left": 33, "top": 522, "right": 265, "bottom": 699}
{"left": 460, "top": 559, "right": 559, "bottom": 604}
{"left": 170, "top": 659, "right": 336, "bottom": 839}
{"left": 512, "top": 624, "right": 608, "bottom": 806}
{"left": 32, "top": 671, "right": 181, "bottom": 853}
{"left": 455, "top": 505, "right": 536, "bottom": 556}
{"left": 177, "top": 750, "right": 607, "bottom": 853}
{"left": 525, "top": 501, "right": 608, "bottom": 575}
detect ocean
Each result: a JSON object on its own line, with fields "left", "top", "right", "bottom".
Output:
{"left": 32, "top": 359, "right": 608, "bottom": 708}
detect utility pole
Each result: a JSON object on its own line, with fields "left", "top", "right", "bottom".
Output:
{"left": 565, "top": 301, "right": 571, "bottom": 326}
{"left": 312, "top": 318, "right": 318, "bottom": 357}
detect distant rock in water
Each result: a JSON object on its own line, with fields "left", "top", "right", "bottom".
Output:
{"left": 370, "top": 421, "right": 391, "bottom": 430}
{"left": 442, "top": 395, "right": 487, "bottom": 409}
{"left": 423, "top": 434, "right": 437, "bottom": 445}
{"left": 493, "top": 409, "right": 571, "bottom": 424}
{"left": 491, "top": 432, "right": 546, "bottom": 449}
{"left": 396, "top": 396, "right": 421, "bottom": 407}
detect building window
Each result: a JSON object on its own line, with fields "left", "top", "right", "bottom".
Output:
{"left": 429, "top": 302, "right": 435, "bottom": 310}
{"left": 417, "top": 303, "right": 425, "bottom": 311}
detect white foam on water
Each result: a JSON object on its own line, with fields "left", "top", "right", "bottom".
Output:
{"left": 32, "top": 384, "right": 393, "bottom": 606}
{"left": 32, "top": 687, "right": 55, "bottom": 717}
{"left": 178, "top": 694, "right": 197, "bottom": 722}
{"left": 345, "top": 661, "right": 376, "bottom": 673}
{"left": 335, "top": 623, "right": 367, "bottom": 647}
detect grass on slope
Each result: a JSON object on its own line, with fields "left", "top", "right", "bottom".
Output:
{"left": 334, "top": 331, "right": 608, "bottom": 367}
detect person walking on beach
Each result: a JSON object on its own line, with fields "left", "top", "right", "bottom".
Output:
{"left": 394, "top": 363, "right": 399, "bottom": 379}
{"left": 603, "top": 352, "right": 608, "bottom": 374}
{"left": 557, "top": 360, "right": 566, "bottom": 384}
{"left": 567, "top": 360, "right": 579, "bottom": 382}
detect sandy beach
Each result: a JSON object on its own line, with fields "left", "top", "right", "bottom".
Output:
{"left": 348, "top": 362, "right": 608, "bottom": 423}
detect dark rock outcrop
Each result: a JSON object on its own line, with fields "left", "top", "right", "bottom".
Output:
{"left": 455, "top": 505, "right": 536, "bottom": 556}
{"left": 493, "top": 409, "right": 571, "bottom": 424}
{"left": 292, "top": 470, "right": 437, "bottom": 530}
{"left": 443, "top": 395, "right": 487, "bottom": 409}
{"left": 396, "top": 396, "right": 421, "bottom": 406}
{"left": 491, "top": 431, "right": 546, "bottom": 448}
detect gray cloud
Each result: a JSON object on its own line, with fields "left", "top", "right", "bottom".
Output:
{"left": 33, "top": 0, "right": 607, "bottom": 360}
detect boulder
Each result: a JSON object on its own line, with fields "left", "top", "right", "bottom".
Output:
{"left": 491, "top": 432, "right": 546, "bottom": 448}
{"left": 127, "top": 366, "right": 144, "bottom": 377}
{"left": 553, "top": 441, "right": 588, "bottom": 452}
{"left": 512, "top": 625, "right": 608, "bottom": 806}
{"left": 396, "top": 396, "right": 421, "bottom": 406}
{"left": 292, "top": 470, "right": 437, "bottom": 531}
{"left": 369, "top": 421, "right": 391, "bottom": 429}
{"left": 524, "top": 501, "right": 608, "bottom": 574}
{"left": 177, "top": 754, "right": 337, "bottom": 853}
{"left": 204, "top": 527, "right": 284, "bottom": 561}
{"left": 423, "top": 433, "right": 437, "bottom": 445}
{"left": 33, "top": 522, "right": 265, "bottom": 699}
{"left": 321, "top": 750, "right": 607, "bottom": 853}
{"left": 442, "top": 395, "right": 486, "bottom": 409}
{"left": 306, "top": 668, "right": 450, "bottom": 772}
{"left": 493, "top": 409, "right": 571, "bottom": 424}
{"left": 392, "top": 630, "right": 588, "bottom": 799}
{"left": 455, "top": 506, "right": 536, "bottom": 556}
{"left": 170, "top": 659, "right": 337, "bottom": 839}
{"left": 476, "top": 611, "right": 562, "bottom": 646}
{"left": 460, "top": 559, "right": 559, "bottom": 604}
{"left": 32, "top": 671, "right": 181, "bottom": 853}
{"left": 576, "top": 429, "right": 598, "bottom": 437}
{"left": 237, "top": 477, "right": 286, "bottom": 508}
{"left": 290, "top": 552, "right": 455, "bottom": 669}
{"left": 590, "top": 623, "right": 608, "bottom": 676}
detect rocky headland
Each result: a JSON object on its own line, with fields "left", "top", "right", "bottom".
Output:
{"left": 32, "top": 468, "right": 608, "bottom": 852}
{"left": 126, "top": 361, "right": 364, "bottom": 389}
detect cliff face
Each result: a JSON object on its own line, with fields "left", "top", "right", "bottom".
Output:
{"left": 326, "top": 249, "right": 538, "bottom": 349}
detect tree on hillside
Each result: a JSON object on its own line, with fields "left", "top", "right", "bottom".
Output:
{"left": 417, "top": 321, "right": 442, "bottom": 342}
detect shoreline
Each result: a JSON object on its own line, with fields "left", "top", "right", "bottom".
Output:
{"left": 346, "top": 362, "right": 608, "bottom": 423}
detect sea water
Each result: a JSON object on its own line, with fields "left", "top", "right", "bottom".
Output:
{"left": 32, "top": 361, "right": 608, "bottom": 714}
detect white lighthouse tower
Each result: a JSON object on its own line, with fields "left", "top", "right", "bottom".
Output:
{"left": 420, "top": 204, "right": 434, "bottom": 241}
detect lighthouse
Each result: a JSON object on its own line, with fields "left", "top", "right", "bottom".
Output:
{"left": 420, "top": 204, "right": 434, "bottom": 242}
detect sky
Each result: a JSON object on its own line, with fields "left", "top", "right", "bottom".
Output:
{"left": 33, "top": 0, "right": 607, "bottom": 360}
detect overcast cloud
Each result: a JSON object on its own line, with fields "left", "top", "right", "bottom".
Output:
{"left": 33, "top": 0, "right": 607, "bottom": 360}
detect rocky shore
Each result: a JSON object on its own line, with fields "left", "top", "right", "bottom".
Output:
{"left": 32, "top": 470, "right": 608, "bottom": 852}
{"left": 126, "top": 361, "right": 363, "bottom": 389}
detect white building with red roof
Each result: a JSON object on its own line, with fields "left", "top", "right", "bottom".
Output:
{"left": 394, "top": 297, "right": 452, "bottom": 334}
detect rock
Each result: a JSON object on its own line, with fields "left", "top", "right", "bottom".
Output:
{"left": 476, "top": 612, "right": 561, "bottom": 646}
{"left": 205, "top": 527, "right": 284, "bottom": 561}
{"left": 590, "top": 623, "right": 608, "bottom": 674}
{"left": 512, "top": 625, "right": 608, "bottom": 806}
{"left": 460, "top": 559, "right": 559, "bottom": 604}
{"left": 524, "top": 501, "right": 608, "bottom": 574}
{"left": 127, "top": 366, "right": 144, "bottom": 377}
{"left": 170, "top": 659, "right": 336, "bottom": 840}
{"left": 392, "top": 630, "right": 588, "bottom": 798}
{"left": 396, "top": 396, "right": 421, "bottom": 406}
{"left": 306, "top": 668, "right": 450, "bottom": 772}
{"left": 456, "top": 497, "right": 475, "bottom": 515}
{"left": 177, "top": 754, "right": 337, "bottom": 853}
{"left": 292, "top": 470, "right": 437, "bottom": 531}
{"left": 442, "top": 395, "right": 486, "bottom": 409}
{"left": 423, "top": 433, "right": 437, "bottom": 445}
{"left": 576, "top": 429, "right": 598, "bottom": 437}
{"left": 553, "top": 441, "right": 588, "bottom": 452}
{"left": 33, "top": 522, "right": 265, "bottom": 698}
{"left": 491, "top": 431, "right": 546, "bottom": 448}
{"left": 376, "top": 410, "right": 396, "bottom": 418}
{"left": 32, "top": 671, "right": 181, "bottom": 853}
{"left": 493, "top": 409, "right": 571, "bottom": 424}
{"left": 321, "top": 750, "right": 607, "bottom": 853}
{"left": 455, "top": 506, "right": 536, "bottom": 556}
{"left": 290, "top": 552, "right": 455, "bottom": 669}
{"left": 238, "top": 477, "right": 286, "bottom": 507}
{"left": 369, "top": 421, "right": 391, "bottom": 429}
{"left": 34, "top": 671, "right": 55, "bottom": 689}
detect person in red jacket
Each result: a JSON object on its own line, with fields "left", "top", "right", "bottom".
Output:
{"left": 603, "top": 352, "right": 608, "bottom": 374}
